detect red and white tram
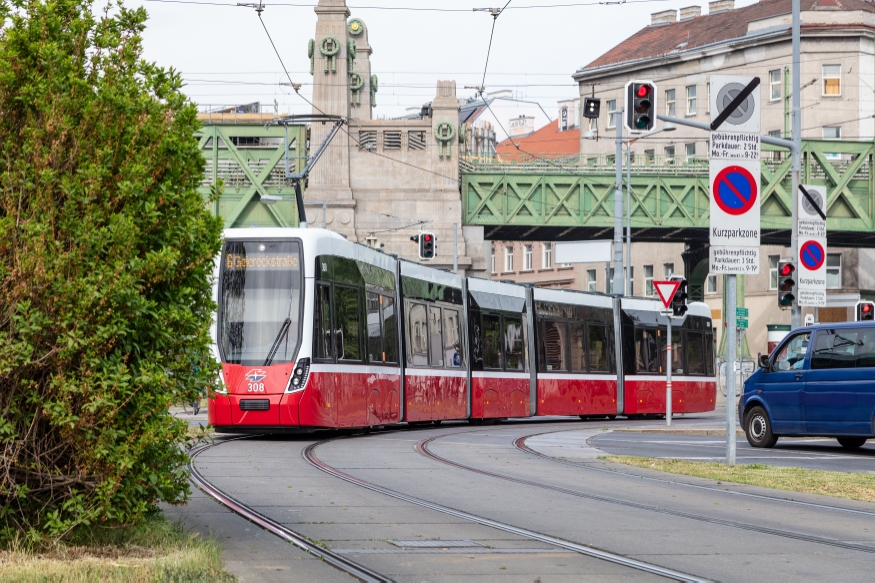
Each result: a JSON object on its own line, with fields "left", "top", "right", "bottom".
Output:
{"left": 209, "top": 228, "right": 716, "bottom": 432}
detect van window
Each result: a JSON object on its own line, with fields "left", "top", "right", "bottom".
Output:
{"left": 774, "top": 333, "right": 810, "bottom": 371}
{"left": 813, "top": 328, "right": 875, "bottom": 369}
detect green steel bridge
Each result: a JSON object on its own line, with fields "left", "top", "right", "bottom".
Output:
{"left": 196, "top": 124, "right": 875, "bottom": 249}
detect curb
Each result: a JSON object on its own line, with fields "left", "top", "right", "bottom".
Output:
{"left": 613, "top": 427, "right": 745, "bottom": 437}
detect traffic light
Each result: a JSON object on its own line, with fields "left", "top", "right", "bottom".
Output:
{"left": 582, "top": 97, "right": 601, "bottom": 119}
{"left": 419, "top": 232, "right": 435, "bottom": 259}
{"left": 625, "top": 80, "right": 656, "bottom": 133}
{"left": 671, "top": 277, "right": 688, "bottom": 318}
{"left": 856, "top": 301, "right": 875, "bottom": 321}
{"left": 777, "top": 260, "right": 796, "bottom": 308}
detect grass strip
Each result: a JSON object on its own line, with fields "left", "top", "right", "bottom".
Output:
{"left": 0, "top": 512, "right": 234, "bottom": 582}
{"left": 602, "top": 456, "right": 875, "bottom": 504}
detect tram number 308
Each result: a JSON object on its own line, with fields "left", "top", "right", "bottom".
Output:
{"left": 247, "top": 383, "right": 265, "bottom": 392}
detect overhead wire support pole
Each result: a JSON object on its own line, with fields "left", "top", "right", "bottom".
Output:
{"left": 791, "top": 0, "right": 802, "bottom": 330}
{"left": 614, "top": 109, "right": 625, "bottom": 296}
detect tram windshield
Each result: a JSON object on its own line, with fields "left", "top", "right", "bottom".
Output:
{"left": 220, "top": 240, "right": 303, "bottom": 366}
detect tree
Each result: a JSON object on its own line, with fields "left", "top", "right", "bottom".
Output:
{"left": 0, "top": 0, "right": 223, "bottom": 543}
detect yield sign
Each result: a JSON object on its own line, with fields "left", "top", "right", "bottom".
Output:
{"left": 654, "top": 280, "right": 681, "bottom": 309}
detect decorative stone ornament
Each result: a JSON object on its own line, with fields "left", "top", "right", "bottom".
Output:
{"left": 434, "top": 122, "right": 456, "bottom": 157}
{"left": 308, "top": 39, "right": 315, "bottom": 75}
{"left": 370, "top": 75, "right": 378, "bottom": 107}
{"left": 320, "top": 36, "right": 341, "bottom": 73}
{"left": 348, "top": 19, "right": 364, "bottom": 36}
{"left": 347, "top": 40, "right": 356, "bottom": 74}
{"left": 350, "top": 72, "right": 364, "bottom": 106}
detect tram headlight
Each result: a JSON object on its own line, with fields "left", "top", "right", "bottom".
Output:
{"left": 287, "top": 358, "right": 310, "bottom": 393}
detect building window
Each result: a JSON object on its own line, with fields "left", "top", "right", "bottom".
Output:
{"left": 491, "top": 246, "right": 496, "bottom": 274}
{"left": 628, "top": 266, "right": 634, "bottom": 295}
{"left": 823, "top": 126, "right": 841, "bottom": 140}
{"left": 826, "top": 253, "right": 841, "bottom": 288}
{"left": 645, "top": 149, "right": 655, "bottom": 163}
{"left": 523, "top": 244, "right": 533, "bottom": 270}
{"left": 608, "top": 268, "right": 615, "bottom": 294}
{"left": 663, "top": 263, "right": 674, "bottom": 278}
{"left": 587, "top": 269, "right": 597, "bottom": 292}
{"left": 686, "top": 85, "right": 697, "bottom": 115}
{"left": 543, "top": 242, "right": 553, "bottom": 269}
{"left": 706, "top": 274, "right": 717, "bottom": 294}
{"left": 822, "top": 65, "right": 841, "bottom": 96}
{"left": 504, "top": 246, "right": 514, "bottom": 272}
{"left": 769, "top": 69, "right": 782, "bottom": 101}
{"left": 665, "top": 146, "right": 675, "bottom": 159}
{"left": 644, "top": 265, "right": 654, "bottom": 296}
{"left": 769, "top": 129, "right": 782, "bottom": 139}
{"left": 607, "top": 100, "right": 618, "bottom": 128}
{"left": 685, "top": 143, "right": 696, "bottom": 158}
{"left": 665, "top": 89, "right": 676, "bottom": 116}
{"left": 706, "top": 82, "right": 710, "bottom": 113}
{"left": 769, "top": 255, "right": 779, "bottom": 290}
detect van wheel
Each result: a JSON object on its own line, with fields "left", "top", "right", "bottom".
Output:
{"left": 837, "top": 437, "right": 867, "bottom": 449}
{"left": 744, "top": 406, "right": 778, "bottom": 448}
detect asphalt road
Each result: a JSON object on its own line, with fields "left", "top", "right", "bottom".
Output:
{"left": 591, "top": 432, "right": 875, "bottom": 472}
{"left": 165, "top": 417, "right": 875, "bottom": 582}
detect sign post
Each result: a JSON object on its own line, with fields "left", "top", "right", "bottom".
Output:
{"left": 797, "top": 184, "right": 827, "bottom": 307}
{"left": 709, "top": 75, "right": 761, "bottom": 467}
{"left": 655, "top": 280, "right": 681, "bottom": 426}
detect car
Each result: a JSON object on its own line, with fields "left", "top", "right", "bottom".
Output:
{"left": 739, "top": 321, "right": 875, "bottom": 449}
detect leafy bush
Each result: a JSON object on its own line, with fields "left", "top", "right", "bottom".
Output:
{"left": 0, "top": 0, "right": 223, "bottom": 543}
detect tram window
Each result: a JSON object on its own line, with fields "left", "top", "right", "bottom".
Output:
{"left": 505, "top": 316, "right": 525, "bottom": 370}
{"left": 366, "top": 292, "right": 382, "bottom": 363}
{"left": 569, "top": 323, "right": 586, "bottom": 372}
{"left": 634, "top": 328, "right": 658, "bottom": 373}
{"left": 687, "top": 331, "right": 706, "bottom": 375}
{"left": 314, "top": 284, "right": 333, "bottom": 360}
{"left": 543, "top": 320, "right": 567, "bottom": 371}
{"left": 588, "top": 324, "right": 609, "bottom": 372}
{"left": 704, "top": 332, "right": 715, "bottom": 375}
{"left": 428, "top": 306, "right": 444, "bottom": 367}
{"left": 443, "top": 308, "right": 462, "bottom": 368}
{"left": 482, "top": 313, "right": 502, "bottom": 369}
{"left": 407, "top": 302, "right": 428, "bottom": 367}
{"left": 335, "top": 286, "right": 361, "bottom": 361}
{"left": 670, "top": 333, "right": 684, "bottom": 374}
{"left": 382, "top": 296, "right": 398, "bottom": 364}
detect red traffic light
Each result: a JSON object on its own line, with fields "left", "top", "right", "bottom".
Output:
{"left": 779, "top": 263, "right": 795, "bottom": 276}
{"left": 636, "top": 85, "right": 651, "bottom": 98}
{"left": 424, "top": 235, "right": 432, "bottom": 242}
{"left": 864, "top": 304, "right": 873, "bottom": 313}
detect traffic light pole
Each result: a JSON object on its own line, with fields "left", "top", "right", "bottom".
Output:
{"left": 666, "top": 318, "right": 672, "bottom": 426}
{"left": 614, "top": 110, "right": 625, "bottom": 296}
{"left": 791, "top": 0, "right": 802, "bottom": 330}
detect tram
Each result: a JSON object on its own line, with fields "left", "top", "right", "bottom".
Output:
{"left": 209, "top": 228, "right": 716, "bottom": 432}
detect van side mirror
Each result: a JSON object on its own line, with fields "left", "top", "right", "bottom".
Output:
{"left": 758, "top": 354, "right": 771, "bottom": 372}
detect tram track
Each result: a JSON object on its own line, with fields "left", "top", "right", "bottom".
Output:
{"left": 187, "top": 439, "right": 393, "bottom": 583}
{"left": 414, "top": 431, "right": 875, "bottom": 556}
{"left": 513, "top": 430, "right": 875, "bottom": 518}
{"left": 302, "top": 437, "right": 711, "bottom": 583}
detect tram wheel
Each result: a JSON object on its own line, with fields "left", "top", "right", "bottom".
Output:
{"left": 433, "top": 420, "right": 442, "bottom": 426}
{"left": 469, "top": 418, "right": 483, "bottom": 426}
{"left": 579, "top": 415, "right": 590, "bottom": 421}
{"left": 607, "top": 415, "right": 617, "bottom": 420}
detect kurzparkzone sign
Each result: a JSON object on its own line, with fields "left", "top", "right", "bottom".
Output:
{"left": 797, "top": 184, "right": 828, "bottom": 307}
{"left": 708, "top": 75, "right": 761, "bottom": 275}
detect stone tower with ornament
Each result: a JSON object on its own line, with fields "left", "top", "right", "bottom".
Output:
{"left": 304, "top": 0, "right": 487, "bottom": 275}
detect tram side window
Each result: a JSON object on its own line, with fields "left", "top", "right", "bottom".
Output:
{"left": 314, "top": 284, "right": 333, "bottom": 360}
{"left": 669, "top": 332, "right": 684, "bottom": 374}
{"left": 704, "top": 332, "right": 715, "bottom": 375}
{"left": 382, "top": 296, "right": 398, "bottom": 364}
{"left": 569, "top": 323, "right": 586, "bottom": 372}
{"left": 443, "top": 308, "right": 462, "bottom": 368}
{"left": 407, "top": 302, "right": 428, "bottom": 367}
{"left": 428, "top": 306, "right": 444, "bottom": 367}
{"left": 482, "top": 313, "right": 502, "bottom": 369}
{"left": 335, "top": 286, "right": 361, "bottom": 361}
{"left": 366, "top": 292, "right": 382, "bottom": 363}
{"left": 543, "top": 320, "right": 567, "bottom": 371}
{"left": 505, "top": 316, "right": 525, "bottom": 370}
{"left": 588, "top": 324, "right": 610, "bottom": 372}
{"left": 686, "top": 331, "right": 706, "bottom": 375}
{"left": 635, "top": 328, "right": 658, "bottom": 373}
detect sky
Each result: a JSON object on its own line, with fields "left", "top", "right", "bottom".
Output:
{"left": 132, "top": 0, "right": 759, "bottom": 120}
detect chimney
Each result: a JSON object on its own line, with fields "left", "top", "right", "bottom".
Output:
{"left": 651, "top": 9, "right": 677, "bottom": 25}
{"left": 709, "top": 0, "right": 734, "bottom": 14}
{"left": 679, "top": 5, "right": 702, "bottom": 20}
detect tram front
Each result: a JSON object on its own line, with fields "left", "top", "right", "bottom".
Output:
{"left": 209, "top": 236, "right": 309, "bottom": 431}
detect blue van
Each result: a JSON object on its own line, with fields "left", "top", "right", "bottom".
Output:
{"left": 740, "top": 321, "right": 875, "bottom": 449}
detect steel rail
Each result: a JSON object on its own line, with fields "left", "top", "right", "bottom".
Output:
{"left": 413, "top": 434, "right": 875, "bottom": 555}
{"left": 302, "top": 439, "right": 710, "bottom": 583}
{"left": 188, "top": 440, "right": 393, "bottom": 583}
{"left": 513, "top": 431, "right": 875, "bottom": 518}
